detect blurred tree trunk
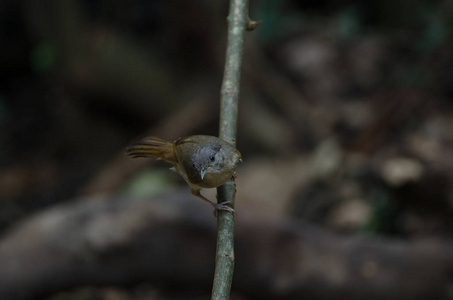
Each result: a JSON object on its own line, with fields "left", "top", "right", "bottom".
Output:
{"left": 0, "top": 190, "right": 452, "bottom": 300}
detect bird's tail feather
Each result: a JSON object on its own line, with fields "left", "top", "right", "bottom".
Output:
{"left": 126, "top": 136, "right": 177, "bottom": 164}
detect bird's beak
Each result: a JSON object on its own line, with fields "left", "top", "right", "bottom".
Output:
{"left": 200, "top": 166, "right": 212, "bottom": 180}
{"left": 200, "top": 167, "right": 206, "bottom": 180}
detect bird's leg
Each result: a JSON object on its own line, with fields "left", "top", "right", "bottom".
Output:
{"left": 191, "top": 190, "right": 235, "bottom": 217}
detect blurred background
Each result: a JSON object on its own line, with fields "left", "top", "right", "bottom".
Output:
{"left": 1, "top": 0, "right": 453, "bottom": 299}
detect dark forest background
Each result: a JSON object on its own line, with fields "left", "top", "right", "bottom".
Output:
{"left": 1, "top": 1, "right": 453, "bottom": 299}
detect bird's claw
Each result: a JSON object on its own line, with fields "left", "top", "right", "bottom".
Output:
{"left": 213, "top": 201, "right": 235, "bottom": 217}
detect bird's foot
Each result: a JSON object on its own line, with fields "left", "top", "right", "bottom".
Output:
{"left": 194, "top": 192, "right": 235, "bottom": 217}
{"left": 213, "top": 201, "right": 235, "bottom": 217}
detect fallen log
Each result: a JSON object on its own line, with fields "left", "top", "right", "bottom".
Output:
{"left": 0, "top": 190, "right": 452, "bottom": 299}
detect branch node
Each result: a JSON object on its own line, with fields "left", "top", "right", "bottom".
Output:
{"left": 246, "top": 19, "right": 262, "bottom": 31}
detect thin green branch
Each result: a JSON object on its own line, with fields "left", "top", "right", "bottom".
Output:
{"left": 212, "top": 0, "right": 250, "bottom": 299}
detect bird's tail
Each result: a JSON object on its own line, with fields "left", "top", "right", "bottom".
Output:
{"left": 126, "top": 136, "right": 177, "bottom": 164}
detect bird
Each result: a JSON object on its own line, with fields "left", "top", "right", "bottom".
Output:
{"left": 126, "top": 135, "right": 241, "bottom": 214}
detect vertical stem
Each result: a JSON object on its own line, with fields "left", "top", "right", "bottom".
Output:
{"left": 212, "top": 1, "right": 249, "bottom": 300}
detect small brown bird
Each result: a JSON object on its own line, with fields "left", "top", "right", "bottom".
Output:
{"left": 126, "top": 135, "right": 241, "bottom": 214}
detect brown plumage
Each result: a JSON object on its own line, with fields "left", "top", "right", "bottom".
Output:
{"left": 126, "top": 136, "right": 177, "bottom": 163}
{"left": 126, "top": 135, "right": 241, "bottom": 215}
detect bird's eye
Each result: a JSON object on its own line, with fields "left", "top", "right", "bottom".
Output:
{"left": 210, "top": 155, "right": 215, "bottom": 161}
